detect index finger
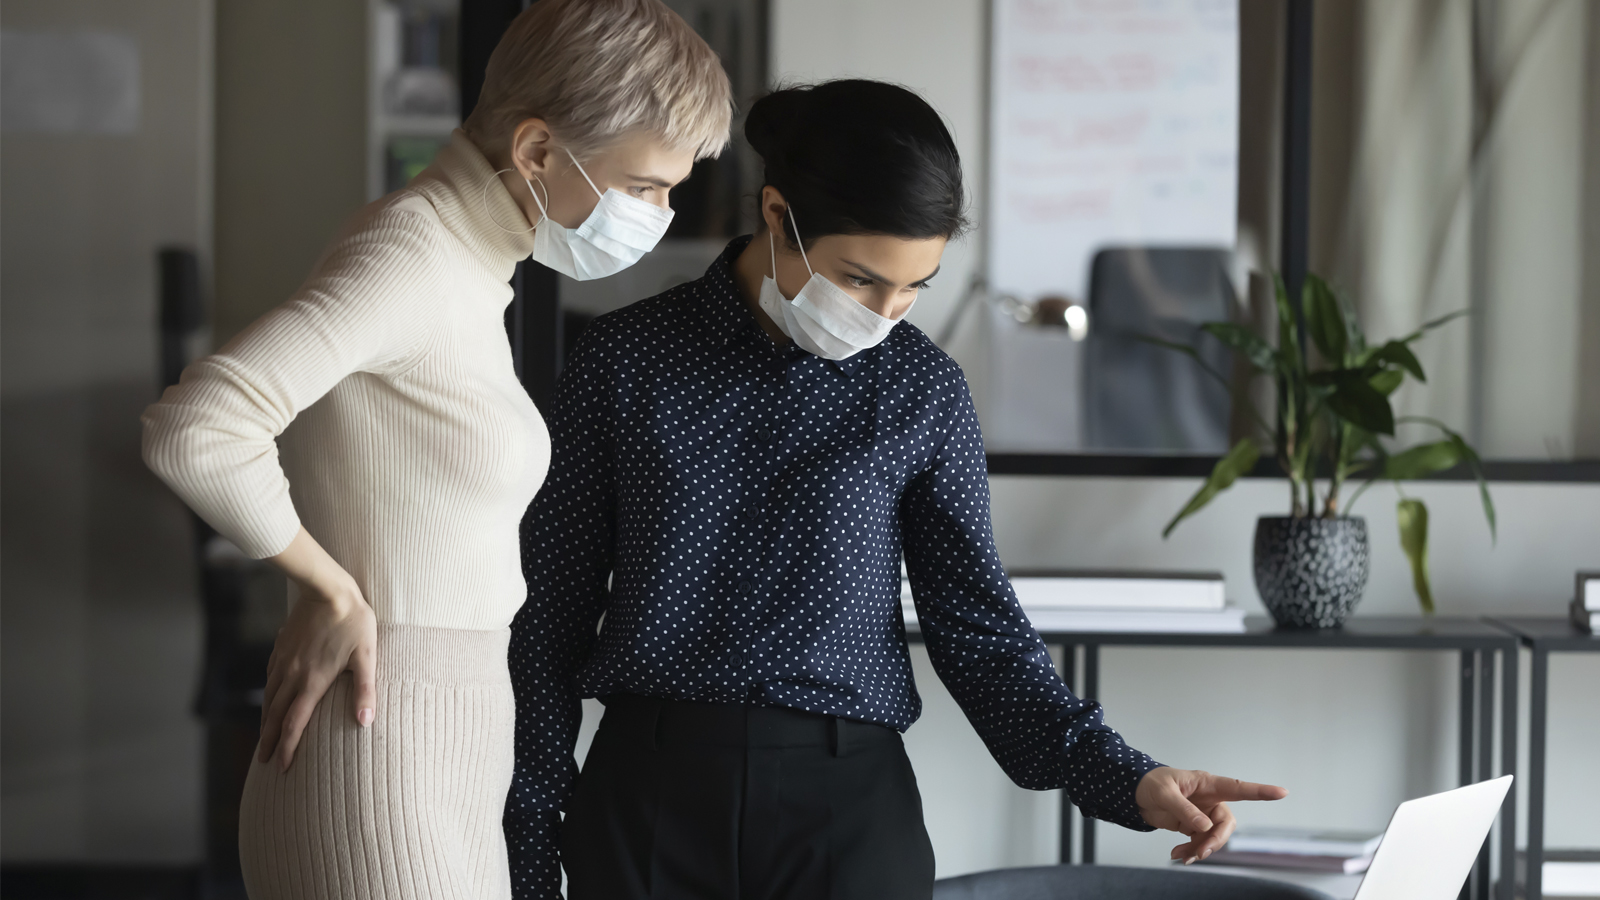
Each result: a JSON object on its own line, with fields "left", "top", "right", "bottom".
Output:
{"left": 1204, "top": 776, "right": 1288, "bottom": 802}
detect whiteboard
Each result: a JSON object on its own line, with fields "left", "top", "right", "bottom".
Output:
{"left": 986, "top": 0, "right": 1239, "bottom": 302}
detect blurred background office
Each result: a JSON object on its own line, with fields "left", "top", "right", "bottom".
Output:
{"left": 2, "top": 0, "right": 1597, "bottom": 898}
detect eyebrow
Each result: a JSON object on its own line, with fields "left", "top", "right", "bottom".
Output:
{"left": 840, "top": 259, "right": 941, "bottom": 285}
{"left": 625, "top": 172, "right": 678, "bottom": 188}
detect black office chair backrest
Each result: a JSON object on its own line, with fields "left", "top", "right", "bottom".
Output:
{"left": 932, "top": 864, "right": 1336, "bottom": 900}
{"left": 1084, "top": 247, "right": 1237, "bottom": 453}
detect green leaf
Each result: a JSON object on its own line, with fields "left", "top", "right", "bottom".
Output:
{"left": 1450, "top": 436, "right": 1497, "bottom": 543}
{"left": 1383, "top": 440, "right": 1460, "bottom": 480}
{"left": 1340, "top": 284, "right": 1368, "bottom": 358}
{"left": 1162, "top": 439, "right": 1260, "bottom": 538}
{"left": 1201, "top": 322, "right": 1277, "bottom": 371}
{"left": 1370, "top": 340, "right": 1426, "bottom": 382}
{"left": 1325, "top": 372, "right": 1396, "bottom": 435}
{"left": 1397, "top": 498, "right": 1435, "bottom": 614}
{"left": 1396, "top": 415, "right": 1498, "bottom": 544}
{"left": 1399, "top": 309, "right": 1470, "bottom": 343}
{"left": 1273, "top": 272, "right": 1299, "bottom": 373}
{"left": 1369, "top": 368, "right": 1404, "bottom": 396}
{"left": 1273, "top": 273, "right": 1302, "bottom": 374}
{"left": 1133, "top": 334, "right": 1235, "bottom": 392}
{"left": 1337, "top": 425, "right": 1381, "bottom": 479}
{"left": 1303, "top": 274, "right": 1348, "bottom": 363}
{"left": 1137, "top": 331, "right": 1277, "bottom": 437}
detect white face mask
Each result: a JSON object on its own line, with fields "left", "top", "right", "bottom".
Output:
{"left": 510, "top": 148, "right": 673, "bottom": 280}
{"left": 756, "top": 207, "right": 910, "bottom": 360}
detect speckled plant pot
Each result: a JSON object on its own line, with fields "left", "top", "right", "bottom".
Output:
{"left": 1253, "top": 516, "right": 1370, "bottom": 629}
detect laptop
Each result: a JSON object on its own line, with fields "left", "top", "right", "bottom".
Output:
{"left": 1353, "top": 775, "right": 1514, "bottom": 899}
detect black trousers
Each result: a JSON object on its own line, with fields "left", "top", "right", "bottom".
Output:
{"left": 561, "top": 695, "right": 937, "bottom": 900}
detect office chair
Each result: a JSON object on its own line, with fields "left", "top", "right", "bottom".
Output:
{"left": 932, "top": 864, "right": 1336, "bottom": 900}
{"left": 1084, "top": 247, "right": 1237, "bottom": 453}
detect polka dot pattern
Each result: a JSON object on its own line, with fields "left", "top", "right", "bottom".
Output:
{"left": 504, "top": 237, "right": 1160, "bottom": 897}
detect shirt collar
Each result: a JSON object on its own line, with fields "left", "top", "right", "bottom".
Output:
{"left": 689, "top": 235, "right": 759, "bottom": 347}
{"left": 688, "top": 234, "right": 873, "bottom": 377}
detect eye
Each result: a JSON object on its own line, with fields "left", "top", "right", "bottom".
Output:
{"left": 629, "top": 185, "right": 654, "bottom": 197}
{"left": 846, "top": 275, "right": 874, "bottom": 288}
{"left": 911, "top": 280, "right": 933, "bottom": 291}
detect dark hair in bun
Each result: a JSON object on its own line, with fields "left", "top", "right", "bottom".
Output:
{"left": 743, "top": 80, "right": 968, "bottom": 247}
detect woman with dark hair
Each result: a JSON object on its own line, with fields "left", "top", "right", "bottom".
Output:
{"left": 505, "top": 80, "right": 1284, "bottom": 900}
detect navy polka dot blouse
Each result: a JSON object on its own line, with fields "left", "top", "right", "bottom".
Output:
{"left": 505, "top": 237, "right": 1160, "bottom": 897}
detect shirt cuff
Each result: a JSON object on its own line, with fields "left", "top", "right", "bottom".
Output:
{"left": 1066, "top": 731, "right": 1164, "bottom": 832}
{"left": 505, "top": 807, "right": 563, "bottom": 900}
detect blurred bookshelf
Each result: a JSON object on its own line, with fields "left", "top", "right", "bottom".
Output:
{"left": 367, "top": 0, "right": 461, "bottom": 201}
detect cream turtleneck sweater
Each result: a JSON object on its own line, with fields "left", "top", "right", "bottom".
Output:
{"left": 143, "top": 131, "right": 550, "bottom": 630}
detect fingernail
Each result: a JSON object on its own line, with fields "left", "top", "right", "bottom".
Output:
{"left": 1184, "top": 856, "right": 1196, "bottom": 865}
{"left": 358, "top": 708, "right": 374, "bottom": 727}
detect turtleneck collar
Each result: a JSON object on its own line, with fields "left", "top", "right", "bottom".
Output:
{"left": 411, "top": 129, "right": 538, "bottom": 279}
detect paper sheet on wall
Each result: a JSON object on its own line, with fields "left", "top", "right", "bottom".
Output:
{"left": 987, "top": 0, "right": 1239, "bottom": 302}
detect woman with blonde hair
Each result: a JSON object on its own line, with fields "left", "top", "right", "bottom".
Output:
{"left": 142, "top": 2, "right": 730, "bottom": 897}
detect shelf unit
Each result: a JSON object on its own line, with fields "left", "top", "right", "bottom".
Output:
{"left": 367, "top": 0, "right": 462, "bottom": 201}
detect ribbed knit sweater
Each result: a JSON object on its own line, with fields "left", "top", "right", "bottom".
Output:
{"left": 143, "top": 131, "right": 549, "bottom": 630}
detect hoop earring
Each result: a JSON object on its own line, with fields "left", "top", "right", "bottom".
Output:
{"left": 481, "top": 167, "right": 539, "bottom": 234}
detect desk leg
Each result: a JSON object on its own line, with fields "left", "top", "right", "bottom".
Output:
{"left": 1460, "top": 650, "right": 1481, "bottom": 900}
{"left": 1476, "top": 650, "right": 1496, "bottom": 899}
{"left": 1460, "top": 650, "right": 1478, "bottom": 789}
{"left": 1528, "top": 648, "right": 1548, "bottom": 900}
{"left": 1499, "top": 645, "right": 1519, "bottom": 900}
{"left": 1082, "top": 644, "right": 1100, "bottom": 865}
{"left": 1058, "top": 644, "right": 1077, "bottom": 865}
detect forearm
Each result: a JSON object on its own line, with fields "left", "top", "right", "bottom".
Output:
{"left": 505, "top": 600, "right": 590, "bottom": 896}
{"left": 142, "top": 209, "right": 440, "bottom": 559}
{"left": 925, "top": 627, "right": 1160, "bottom": 822}
{"left": 267, "top": 527, "right": 366, "bottom": 613}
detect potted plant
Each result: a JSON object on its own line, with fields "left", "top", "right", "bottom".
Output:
{"left": 1150, "top": 273, "right": 1495, "bottom": 628}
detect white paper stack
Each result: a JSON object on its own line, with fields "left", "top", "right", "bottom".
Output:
{"left": 902, "top": 570, "right": 1247, "bottom": 633}
{"left": 1011, "top": 572, "right": 1225, "bottom": 610}
{"left": 1544, "top": 860, "right": 1600, "bottom": 898}
{"left": 1573, "top": 571, "right": 1599, "bottom": 633}
{"left": 1198, "top": 828, "right": 1383, "bottom": 874}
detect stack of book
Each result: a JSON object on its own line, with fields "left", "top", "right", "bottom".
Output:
{"left": 902, "top": 570, "right": 1247, "bottom": 633}
{"left": 1198, "top": 827, "right": 1384, "bottom": 874}
{"left": 1572, "top": 571, "right": 1599, "bottom": 634}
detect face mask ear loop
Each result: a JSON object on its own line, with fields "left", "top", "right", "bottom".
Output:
{"left": 483, "top": 168, "right": 538, "bottom": 234}
{"left": 786, "top": 206, "right": 814, "bottom": 277}
{"left": 523, "top": 173, "right": 552, "bottom": 227}
{"left": 768, "top": 229, "right": 778, "bottom": 281}
{"left": 563, "top": 147, "right": 605, "bottom": 201}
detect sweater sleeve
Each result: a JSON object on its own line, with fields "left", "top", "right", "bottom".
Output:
{"left": 141, "top": 207, "right": 442, "bottom": 558}
{"left": 505, "top": 327, "right": 617, "bottom": 900}
{"left": 899, "top": 370, "right": 1162, "bottom": 830}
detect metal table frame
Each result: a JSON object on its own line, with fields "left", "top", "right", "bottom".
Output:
{"left": 912, "top": 617, "right": 1519, "bottom": 900}
{"left": 1484, "top": 616, "right": 1600, "bottom": 900}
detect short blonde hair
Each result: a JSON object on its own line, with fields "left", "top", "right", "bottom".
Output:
{"left": 465, "top": 0, "right": 732, "bottom": 161}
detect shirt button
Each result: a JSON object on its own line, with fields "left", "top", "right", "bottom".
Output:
{"left": 729, "top": 650, "right": 745, "bottom": 667}
{"left": 738, "top": 581, "right": 754, "bottom": 594}
{"left": 744, "top": 505, "right": 764, "bottom": 522}
{"left": 756, "top": 427, "right": 775, "bottom": 442}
